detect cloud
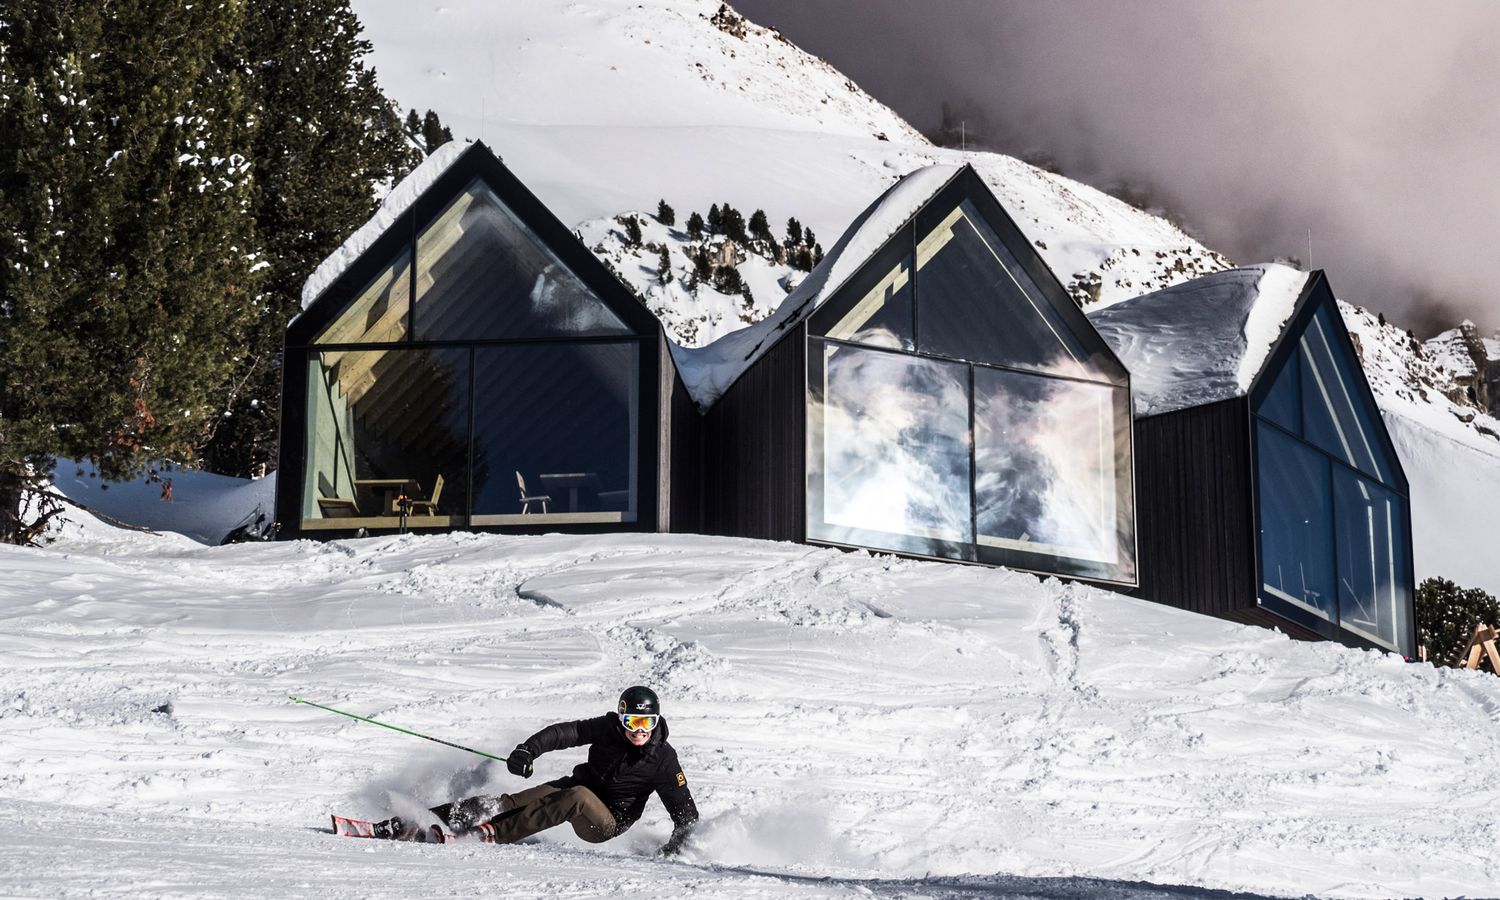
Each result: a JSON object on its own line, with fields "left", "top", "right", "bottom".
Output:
{"left": 735, "top": 0, "right": 1500, "bottom": 335}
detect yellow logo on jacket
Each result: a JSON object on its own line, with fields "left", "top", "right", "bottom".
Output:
{"left": 676, "top": 772, "right": 686, "bottom": 787}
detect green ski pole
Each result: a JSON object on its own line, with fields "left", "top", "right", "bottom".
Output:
{"left": 290, "top": 696, "right": 507, "bottom": 762}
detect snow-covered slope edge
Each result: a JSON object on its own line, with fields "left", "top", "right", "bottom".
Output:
{"left": 353, "top": 0, "right": 1228, "bottom": 324}
{"left": 3, "top": 529, "right": 1499, "bottom": 898}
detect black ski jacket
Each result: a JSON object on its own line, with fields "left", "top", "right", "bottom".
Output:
{"left": 520, "top": 713, "right": 698, "bottom": 843}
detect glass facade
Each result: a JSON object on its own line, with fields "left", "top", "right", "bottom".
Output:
{"left": 296, "top": 176, "right": 645, "bottom": 532}
{"left": 1299, "top": 306, "right": 1391, "bottom": 483}
{"left": 414, "top": 179, "right": 632, "bottom": 341}
{"left": 470, "top": 342, "right": 638, "bottom": 525}
{"left": 974, "top": 368, "right": 1130, "bottom": 570}
{"left": 806, "top": 198, "right": 1136, "bottom": 584}
{"left": 301, "top": 347, "right": 469, "bottom": 528}
{"left": 1256, "top": 421, "right": 1336, "bottom": 620}
{"left": 808, "top": 342, "right": 973, "bottom": 558}
{"left": 1252, "top": 308, "right": 1412, "bottom": 654}
{"left": 916, "top": 203, "right": 1095, "bottom": 378}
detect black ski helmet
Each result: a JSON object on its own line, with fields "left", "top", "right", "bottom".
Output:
{"left": 617, "top": 685, "right": 660, "bottom": 717}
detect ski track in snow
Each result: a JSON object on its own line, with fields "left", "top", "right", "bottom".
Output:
{"left": 4, "top": 529, "right": 1500, "bottom": 898}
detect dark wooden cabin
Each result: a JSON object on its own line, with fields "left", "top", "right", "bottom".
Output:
{"left": 276, "top": 141, "right": 697, "bottom": 539}
{"left": 1089, "top": 267, "right": 1416, "bottom": 656}
{"left": 677, "top": 164, "right": 1139, "bottom": 587}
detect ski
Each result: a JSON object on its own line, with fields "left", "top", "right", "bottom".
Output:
{"left": 330, "top": 814, "right": 377, "bottom": 838}
{"left": 330, "top": 814, "right": 451, "bottom": 843}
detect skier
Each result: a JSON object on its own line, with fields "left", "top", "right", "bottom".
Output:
{"left": 374, "top": 686, "right": 698, "bottom": 854}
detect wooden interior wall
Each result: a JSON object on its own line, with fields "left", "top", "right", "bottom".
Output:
{"left": 1133, "top": 398, "right": 1255, "bottom": 616}
{"left": 701, "top": 327, "right": 806, "bottom": 542}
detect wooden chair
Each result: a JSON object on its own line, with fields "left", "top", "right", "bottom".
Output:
{"left": 517, "top": 471, "right": 550, "bottom": 514}
{"left": 406, "top": 474, "right": 444, "bottom": 516}
{"left": 317, "top": 497, "right": 358, "bottom": 518}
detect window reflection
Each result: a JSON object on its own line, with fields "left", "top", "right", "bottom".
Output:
{"left": 1256, "top": 421, "right": 1336, "bottom": 620}
{"left": 415, "top": 178, "right": 632, "bottom": 341}
{"left": 1333, "top": 467, "right": 1411, "bottom": 650}
{"left": 1300, "top": 306, "right": 1391, "bottom": 482}
{"left": 916, "top": 201, "right": 1093, "bottom": 377}
{"left": 302, "top": 347, "right": 469, "bottom": 529}
{"left": 974, "top": 368, "right": 1124, "bottom": 567}
{"left": 470, "top": 342, "right": 638, "bottom": 525}
{"left": 1258, "top": 345, "right": 1301, "bottom": 435}
{"left": 808, "top": 341, "right": 972, "bottom": 556}
{"left": 312, "top": 248, "right": 412, "bottom": 345}
{"left": 814, "top": 255, "right": 914, "bottom": 350}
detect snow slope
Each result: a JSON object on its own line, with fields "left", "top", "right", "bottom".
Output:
{"left": 352, "top": 0, "right": 1227, "bottom": 318}
{"left": 4, "top": 526, "right": 1500, "bottom": 898}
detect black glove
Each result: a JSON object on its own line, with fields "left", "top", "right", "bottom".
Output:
{"left": 506, "top": 746, "right": 533, "bottom": 778}
{"left": 659, "top": 824, "right": 693, "bottom": 857}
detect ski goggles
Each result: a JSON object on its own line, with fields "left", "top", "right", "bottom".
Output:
{"left": 620, "top": 713, "right": 659, "bottom": 733}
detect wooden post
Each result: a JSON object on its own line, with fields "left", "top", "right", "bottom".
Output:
{"left": 1459, "top": 624, "right": 1500, "bottom": 673}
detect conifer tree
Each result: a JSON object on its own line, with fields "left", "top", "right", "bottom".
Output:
{"left": 713, "top": 265, "right": 743, "bottom": 294}
{"left": 707, "top": 203, "right": 722, "bottom": 235}
{"left": 0, "top": 0, "right": 262, "bottom": 541}
{"left": 197, "top": 0, "right": 420, "bottom": 477}
{"left": 785, "top": 217, "right": 803, "bottom": 247}
{"left": 693, "top": 249, "right": 713, "bottom": 283}
{"left": 749, "top": 209, "right": 772, "bottom": 245}
{"left": 656, "top": 246, "right": 672, "bottom": 284}
{"left": 623, "top": 215, "right": 643, "bottom": 247}
{"left": 720, "top": 205, "right": 748, "bottom": 244}
{"left": 420, "top": 109, "right": 452, "bottom": 152}
{"left": 686, "top": 211, "right": 705, "bottom": 241}
{"left": 656, "top": 199, "right": 675, "bottom": 227}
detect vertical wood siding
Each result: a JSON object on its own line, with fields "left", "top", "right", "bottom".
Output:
{"left": 663, "top": 338, "right": 704, "bottom": 534}
{"left": 701, "top": 327, "right": 806, "bottom": 541}
{"left": 1133, "top": 398, "right": 1255, "bottom": 616}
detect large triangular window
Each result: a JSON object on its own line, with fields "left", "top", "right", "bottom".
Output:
{"left": 806, "top": 180, "right": 1135, "bottom": 585}
{"left": 1297, "top": 305, "right": 1396, "bottom": 483}
{"left": 916, "top": 200, "right": 1097, "bottom": 378}
{"left": 1251, "top": 296, "right": 1411, "bottom": 654}
{"left": 312, "top": 248, "right": 413, "bottom": 345}
{"left": 413, "top": 178, "right": 632, "bottom": 341}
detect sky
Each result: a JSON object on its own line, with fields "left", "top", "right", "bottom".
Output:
{"left": 733, "top": 0, "right": 1500, "bottom": 337}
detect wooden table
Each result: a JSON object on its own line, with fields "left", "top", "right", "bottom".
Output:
{"left": 353, "top": 477, "right": 419, "bottom": 515}
{"left": 537, "top": 472, "right": 601, "bottom": 513}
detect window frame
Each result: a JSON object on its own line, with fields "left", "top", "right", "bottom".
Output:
{"left": 281, "top": 144, "right": 662, "bottom": 538}
{"left": 1247, "top": 278, "right": 1414, "bottom": 655}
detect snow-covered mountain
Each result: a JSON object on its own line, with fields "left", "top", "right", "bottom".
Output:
{"left": 346, "top": 0, "right": 1500, "bottom": 595}
{"left": 354, "top": 0, "right": 1228, "bottom": 335}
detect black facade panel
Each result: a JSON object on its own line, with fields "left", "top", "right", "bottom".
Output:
{"left": 1133, "top": 398, "right": 1254, "bottom": 616}
{"left": 663, "top": 338, "right": 704, "bottom": 534}
{"left": 702, "top": 325, "right": 806, "bottom": 542}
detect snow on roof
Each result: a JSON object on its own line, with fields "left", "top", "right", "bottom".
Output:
{"left": 298, "top": 141, "right": 470, "bottom": 311}
{"left": 671, "top": 164, "right": 962, "bottom": 409}
{"left": 1087, "top": 263, "right": 1309, "bottom": 417}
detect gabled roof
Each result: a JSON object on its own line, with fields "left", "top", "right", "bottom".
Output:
{"left": 671, "top": 165, "right": 963, "bottom": 410}
{"left": 290, "top": 140, "right": 665, "bottom": 344}
{"left": 1087, "top": 264, "right": 1309, "bottom": 417}
{"left": 300, "top": 142, "right": 469, "bottom": 311}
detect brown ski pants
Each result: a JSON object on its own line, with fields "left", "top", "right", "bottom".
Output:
{"left": 481, "top": 781, "right": 617, "bottom": 844}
